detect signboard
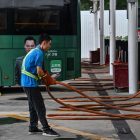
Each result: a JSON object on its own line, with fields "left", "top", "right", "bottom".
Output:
{"left": 50, "top": 60, "right": 62, "bottom": 73}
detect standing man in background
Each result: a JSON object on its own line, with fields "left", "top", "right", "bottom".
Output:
{"left": 21, "top": 33, "right": 59, "bottom": 137}
{"left": 15, "top": 36, "right": 36, "bottom": 85}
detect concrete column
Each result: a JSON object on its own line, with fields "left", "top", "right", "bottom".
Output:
{"left": 128, "top": 1, "right": 138, "bottom": 94}
{"left": 99, "top": 0, "right": 105, "bottom": 65}
{"left": 93, "top": 1, "right": 98, "bottom": 50}
{"left": 109, "top": 0, "right": 116, "bottom": 75}
{"left": 97, "top": 11, "right": 100, "bottom": 49}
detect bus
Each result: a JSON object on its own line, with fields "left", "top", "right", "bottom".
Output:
{"left": 138, "top": 7, "right": 140, "bottom": 81}
{"left": 0, "top": 0, "right": 81, "bottom": 88}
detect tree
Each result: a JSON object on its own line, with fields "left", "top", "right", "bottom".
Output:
{"left": 105, "top": 0, "right": 127, "bottom": 9}
{"left": 80, "top": 0, "right": 140, "bottom": 10}
{"left": 80, "top": 0, "right": 92, "bottom": 10}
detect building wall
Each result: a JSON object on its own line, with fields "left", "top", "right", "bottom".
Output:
{"left": 81, "top": 10, "right": 128, "bottom": 58}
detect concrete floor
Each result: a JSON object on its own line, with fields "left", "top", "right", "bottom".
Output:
{"left": 0, "top": 66, "right": 140, "bottom": 140}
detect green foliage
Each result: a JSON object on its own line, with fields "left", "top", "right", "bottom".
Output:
{"left": 104, "top": 0, "right": 127, "bottom": 10}
{"left": 80, "top": 0, "right": 92, "bottom": 10}
{"left": 104, "top": 0, "right": 109, "bottom": 10}
{"left": 116, "top": 0, "right": 127, "bottom": 10}
{"left": 80, "top": 0, "right": 140, "bottom": 10}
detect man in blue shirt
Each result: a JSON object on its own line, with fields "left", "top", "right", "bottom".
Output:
{"left": 21, "top": 33, "right": 59, "bottom": 136}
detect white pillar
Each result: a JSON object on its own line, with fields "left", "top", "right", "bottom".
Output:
{"left": 93, "top": 1, "right": 98, "bottom": 50}
{"left": 109, "top": 0, "right": 116, "bottom": 75}
{"left": 128, "top": 1, "right": 138, "bottom": 94}
{"left": 99, "top": 0, "right": 105, "bottom": 65}
{"left": 97, "top": 11, "right": 100, "bottom": 49}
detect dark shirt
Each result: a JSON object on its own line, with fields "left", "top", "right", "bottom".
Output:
{"left": 15, "top": 56, "right": 25, "bottom": 85}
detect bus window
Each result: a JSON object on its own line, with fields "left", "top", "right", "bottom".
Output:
{"left": 14, "top": 9, "right": 60, "bottom": 34}
{"left": 0, "top": 0, "right": 77, "bottom": 35}
{"left": 0, "top": 10, "right": 7, "bottom": 33}
{"left": 63, "top": 0, "right": 77, "bottom": 35}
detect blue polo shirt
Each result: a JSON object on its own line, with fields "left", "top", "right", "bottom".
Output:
{"left": 21, "top": 45, "right": 44, "bottom": 87}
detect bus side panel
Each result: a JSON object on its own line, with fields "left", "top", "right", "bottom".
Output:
{"left": 0, "top": 49, "right": 24, "bottom": 86}
{"left": 12, "top": 35, "right": 37, "bottom": 48}
{"left": 75, "top": 49, "right": 81, "bottom": 78}
{"left": 0, "top": 35, "right": 12, "bottom": 48}
{"left": 77, "top": 0, "right": 81, "bottom": 78}
{"left": 65, "top": 35, "right": 81, "bottom": 79}
{"left": 0, "top": 67, "right": 2, "bottom": 86}
{"left": 51, "top": 36, "right": 65, "bottom": 48}
{"left": 65, "top": 36, "right": 77, "bottom": 48}
{"left": 44, "top": 47, "right": 66, "bottom": 81}
{"left": 65, "top": 50, "right": 76, "bottom": 80}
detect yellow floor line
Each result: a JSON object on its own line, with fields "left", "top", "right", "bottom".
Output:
{"left": 0, "top": 113, "right": 113, "bottom": 140}
{"left": 0, "top": 112, "right": 29, "bottom": 121}
{"left": 7, "top": 114, "right": 29, "bottom": 121}
{"left": 50, "top": 124, "right": 113, "bottom": 140}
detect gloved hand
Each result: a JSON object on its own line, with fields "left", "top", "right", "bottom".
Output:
{"left": 42, "top": 71, "right": 56, "bottom": 86}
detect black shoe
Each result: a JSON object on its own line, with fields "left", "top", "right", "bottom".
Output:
{"left": 28, "top": 127, "right": 43, "bottom": 135}
{"left": 42, "top": 128, "right": 59, "bottom": 136}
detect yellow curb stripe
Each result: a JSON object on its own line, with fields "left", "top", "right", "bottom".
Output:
{"left": 6, "top": 115, "right": 29, "bottom": 121}
{"left": 50, "top": 124, "right": 113, "bottom": 140}
{"left": 0, "top": 113, "right": 29, "bottom": 121}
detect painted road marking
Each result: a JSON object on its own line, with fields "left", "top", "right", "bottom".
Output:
{"left": 0, "top": 112, "right": 113, "bottom": 140}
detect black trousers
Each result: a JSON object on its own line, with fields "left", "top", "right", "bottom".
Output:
{"left": 23, "top": 87, "right": 49, "bottom": 130}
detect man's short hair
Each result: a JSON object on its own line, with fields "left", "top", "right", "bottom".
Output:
{"left": 24, "top": 36, "right": 36, "bottom": 45}
{"left": 39, "top": 33, "right": 52, "bottom": 44}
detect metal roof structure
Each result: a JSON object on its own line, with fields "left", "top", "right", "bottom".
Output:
{"left": 0, "top": 0, "right": 65, "bottom": 8}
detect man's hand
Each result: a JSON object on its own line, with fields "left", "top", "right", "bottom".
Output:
{"left": 37, "top": 66, "right": 45, "bottom": 77}
{"left": 42, "top": 71, "right": 56, "bottom": 86}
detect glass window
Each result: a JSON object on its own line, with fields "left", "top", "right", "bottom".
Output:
{"left": 67, "top": 57, "right": 74, "bottom": 71}
{"left": 14, "top": 8, "right": 60, "bottom": 34}
{"left": 0, "top": 10, "right": 7, "bottom": 33}
{"left": 0, "top": 0, "right": 77, "bottom": 35}
{"left": 63, "top": 0, "right": 77, "bottom": 35}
